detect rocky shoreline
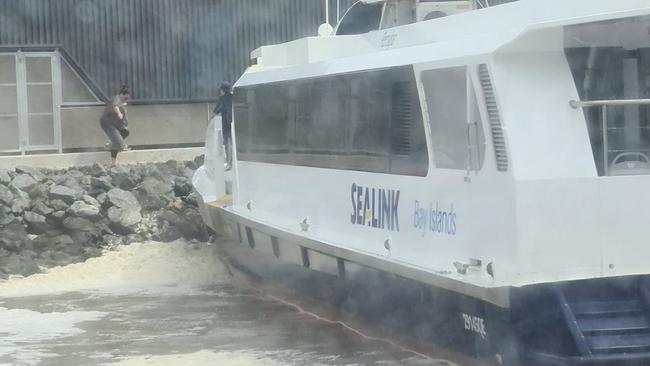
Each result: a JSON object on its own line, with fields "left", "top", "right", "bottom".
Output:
{"left": 0, "top": 156, "right": 208, "bottom": 279}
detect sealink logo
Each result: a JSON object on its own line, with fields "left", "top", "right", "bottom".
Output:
{"left": 350, "top": 183, "right": 400, "bottom": 232}
{"left": 413, "top": 200, "right": 457, "bottom": 236}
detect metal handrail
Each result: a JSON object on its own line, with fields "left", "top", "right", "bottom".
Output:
{"left": 570, "top": 98, "right": 650, "bottom": 109}
{"left": 570, "top": 98, "right": 650, "bottom": 176}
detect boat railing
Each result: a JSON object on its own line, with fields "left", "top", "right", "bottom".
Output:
{"left": 570, "top": 98, "right": 650, "bottom": 176}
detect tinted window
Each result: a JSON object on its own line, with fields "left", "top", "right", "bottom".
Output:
{"left": 421, "top": 67, "right": 469, "bottom": 170}
{"left": 335, "top": 2, "right": 383, "bottom": 36}
{"left": 234, "top": 67, "right": 429, "bottom": 177}
{"left": 252, "top": 84, "right": 289, "bottom": 152}
{"left": 469, "top": 83, "right": 486, "bottom": 171}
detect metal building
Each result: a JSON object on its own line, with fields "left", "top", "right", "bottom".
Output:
{"left": 0, "top": 0, "right": 517, "bottom": 155}
{"left": 0, "top": 0, "right": 328, "bottom": 154}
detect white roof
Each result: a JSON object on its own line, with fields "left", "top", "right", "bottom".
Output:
{"left": 239, "top": 0, "right": 650, "bottom": 86}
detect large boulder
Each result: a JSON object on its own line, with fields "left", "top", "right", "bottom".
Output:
{"left": 46, "top": 210, "right": 67, "bottom": 226}
{"left": 107, "top": 188, "right": 140, "bottom": 209}
{"left": 79, "top": 175, "right": 92, "bottom": 189}
{"left": 0, "top": 252, "right": 39, "bottom": 277}
{"left": 48, "top": 199, "right": 70, "bottom": 211}
{"left": 82, "top": 195, "right": 101, "bottom": 207}
{"left": 38, "top": 249, "right": 73, "bottom": 268}
{"left": 15, "top": 166, "right": 47, "bottom": 182}
{"left": 107, "top": 206, "right": 142, "bottom": 234}
{"left": 30, "top": 230, "right": 66, "bottom": 252}
{"left": 157, "top": 220, "right": 182, "bottom": 242}
{"left": 28, "top": 184, "right": 49, "bottom": 200}
{"left": 0, "top": 185, "right": 14, "bottom": 206}
{"left": 0, "top": 168, "right": 13, "bottom": 185}
{"left": 9, "top": 185, "right": 29, "bottom": 200}
{"left": 32, "top": 200, "right": 54, "bottom": 217}
{"left": 24, "top": 211, "right": 50, "bottom": 234}
{"left": 173, "top": 176, "right": 193, "bottom": 197}
{"left": 55, "top": 170, "right": 85, "bottom": 190}
{"left": 90, "top": 176, "right": 113, "bottom": 191}
{"left": 158, "top": 203, "right": 206, "bottom": 241}
{"left": 67, "top": 231, "right": 98, "bottom": 252}
{"left": 193, "top": 154, "right": 204, "bottom": 168}
{"left": 48, "top": 185, "right": 78, "bottom": 204}
{"left": 89, "top": 162, "right": 107, "bottom": 177}
{"left": 62, "top": 217, "right": 95, "bottom": 232}
{"left": 0, "top": 224, "right": 28, "bottom": 252}
{"left": 159, "top": 160, "right": 185, "bottom": 177}
{"left": 185, "top": 159, "right": 199, "bottom": 171}
{"left": 96, "top": 193, "right": 107, "bottom": 206}
{"left": 67, "top": 201, "right": 100, "bottom": 219}
{"left": 0, "top": 207, "right": 16, "bottom": 225}
{"left": 9, "top": 174, "right": 38, "bottom": 196}
{"left": 11, "top": 198, "right": 31, "bottom": 215}
{"left": 110, "top": 166, "right": 141, "bottom": 190}
{"left": 109, "top": 165, "right": 129, "bottom": 183}
{"left": 137, "top": 178, "right": 173, "bottom": 210}
{"left": 182, "top": 167, "right": 195, "bottom": 179}
{"left": 136, "top": 164, "right": 164, "bottom": 180}
{"left": 52, "top": 234, "right": 75, "bottom": 248}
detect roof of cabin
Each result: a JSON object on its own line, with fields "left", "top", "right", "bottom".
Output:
{"left": 250, "top": 0, "right": 650, "bottom": 72}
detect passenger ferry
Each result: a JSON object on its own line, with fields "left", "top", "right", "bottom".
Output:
{"left": 192, "top": 0, "right": 650, "bottom": 364}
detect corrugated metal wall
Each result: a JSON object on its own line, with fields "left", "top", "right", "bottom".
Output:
{"left": 0, "top": 0, "right": 327, "bottom": 101}
{"left": 329, "top": 0, "right": 357, "bottom": 23}
{"left": 0, "top": 0, "right": 519, "bottom": 102}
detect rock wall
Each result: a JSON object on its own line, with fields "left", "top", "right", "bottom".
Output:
{"left": 0, "top": 156, "right": 208, "bottom": 279}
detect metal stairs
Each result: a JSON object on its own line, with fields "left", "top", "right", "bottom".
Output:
{"left": 556, "top": 283, "right": 650, "bottom": 356}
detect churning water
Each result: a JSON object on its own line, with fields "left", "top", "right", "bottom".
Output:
{"left": 0, "top": 240, "right": 460, "bottom": 366}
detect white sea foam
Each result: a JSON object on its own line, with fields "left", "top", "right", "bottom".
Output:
{"left": 0, "top": 240, "right": 231, "bottom": 298}
{"left": 106, "top": 351, "right": 276, "bottom": 366}
{"left": 0, "top": 307, "right": 106, "bottom": 366}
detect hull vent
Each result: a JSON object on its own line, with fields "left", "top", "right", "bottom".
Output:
{"left": 391, "top": 81, "right": 413, "bottom": 156}
{"left": 478, "top": 64, "right": 508, "bottom": 172}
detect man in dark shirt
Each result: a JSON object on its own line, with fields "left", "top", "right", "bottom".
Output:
{"left": 214, "top": 82, "right": 233, "bottom": 169}
{"left": 100, "top": 85, "right": 130, "bottom": 167}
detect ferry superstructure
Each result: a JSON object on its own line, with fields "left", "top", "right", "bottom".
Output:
{"left": 193, "top": 0, "right": 650, "bottom": 364}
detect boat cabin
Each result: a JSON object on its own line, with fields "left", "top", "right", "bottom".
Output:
{"left": 334, "top": 0, "right": 473, "bottom": 36}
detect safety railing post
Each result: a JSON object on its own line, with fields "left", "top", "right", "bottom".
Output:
{"left": 602, "top": 105, "right": 608, "bottom": 176}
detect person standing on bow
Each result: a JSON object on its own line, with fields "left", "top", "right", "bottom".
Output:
{"left": 100, "top": 85, "right": 131, "bottom": 167}
{"left": 214, "top": 81, "right": 233, "bottom": 170}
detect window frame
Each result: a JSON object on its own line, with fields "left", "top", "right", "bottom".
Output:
{"left": 418, "top": 65, "right": 487, "bottom": 172}
{"left": 234, "top": 66, "right": 430, "bottom": 177}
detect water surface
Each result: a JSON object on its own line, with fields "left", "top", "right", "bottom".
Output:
{"left": 0, "top": 240, "right": 461, "bottom": 366}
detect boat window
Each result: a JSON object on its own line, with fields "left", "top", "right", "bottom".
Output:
{"left": 469, "top": 83, "right": 486, "bottom": 171}
{"left": 565, "top": 15, "right": 650, "bottom": 176}
{"left": 335, "top": 1, "right": 384, "bottom": 36}
{"left": 233, "top": 88, "right": 252, "bottom": 153}
{"left": 233, "top": 66, "right": 429, "bottom": 177}
{"left": 421, "top": 67, "right": 471, "bottom": 170}
{"left": 350, "top": 74, "right": 390, "bottom": 157}
{"left": 252, "top": 84, "right": 290, "bottom": 152}
{"left": 294, "top": 77, "right": 348, "bottom": 153}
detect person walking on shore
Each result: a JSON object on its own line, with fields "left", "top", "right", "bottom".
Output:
{"left": 214, "top": 81, "right": 233, "bottom": 170}
{"left": 100, "top": 85, "right": 131, "bottom": 167}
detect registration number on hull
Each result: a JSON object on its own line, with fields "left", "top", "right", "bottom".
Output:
{"left": 462, "top": 313, "right": 487, "bottom": 339}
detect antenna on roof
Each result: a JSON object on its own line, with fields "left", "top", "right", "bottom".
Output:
{"left": 325, "top": 0, "right": 330, "bottom": 25}
{"left": 318, "top": 0, "right": 334, "bottom": 37}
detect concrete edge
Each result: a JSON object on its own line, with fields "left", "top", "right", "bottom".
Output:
{"left": 0, "top": 147, "right": 204, "bottom": 170}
